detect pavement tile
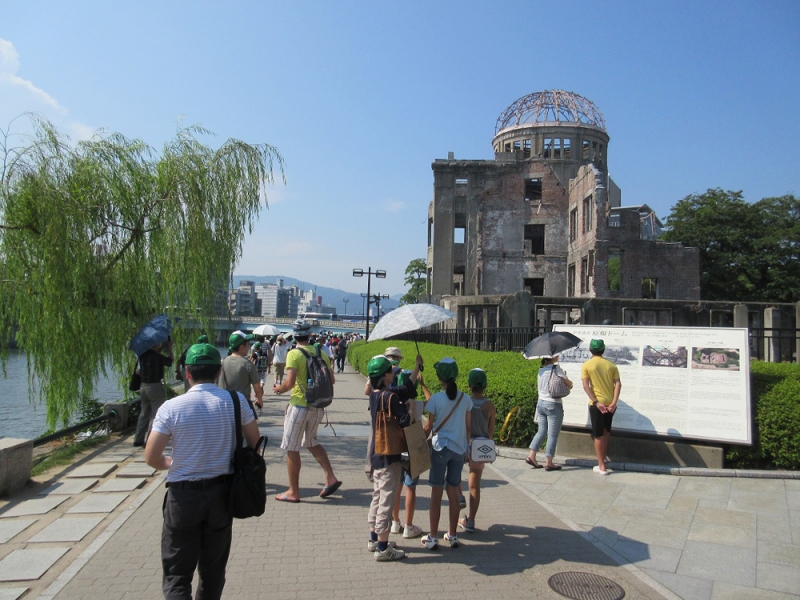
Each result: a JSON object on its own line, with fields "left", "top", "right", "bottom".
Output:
{"left": 115, "top": 464, "right": 157, "bottom": 478}
{"left": 611, "top": 487, "right": 674, "bottom": 510}
{"left": 0, "top": 548, "right": 69, "bottom": 581}
{"left": 0, "top": 496, "right": 68, "bottom": 518}
{"left": 728, "top": 488, "right": 789, "bottom": 515}
{"left": 38, "top": 479, "right": 99, "bottom": 496}
{"left": 29, "top": 516, "right": 104, "bottom": 542}
{"left": 613, "top": 539, "right": 682, "bottom": 572}
{"left": 711, "top": 581, "right": 799, "bottom": 599}
{"left": 0, "top": 519, "right": 36, "bottom": 543}
{"left": 677, "top": 540, "right": 756, "bottom": 586}
{"left": 94, "top": 478, "right": 147, "bottom": 493}
{"left": 687, "top": 520, "right": 756, "bottom": 548}
{"left": 642, "top": 569, "right": 713, "bottom": 600}
{"left": 0, "top": 588, "right": 28, "bottom": 600}
{"left": 666, "top": 494, "right": 698, "bottom": 513}
{"left": 787, "top": 491, "right": 800, "bottom": 511}
{"left": 756, "top": 562, "right": 800, "bottom": 596}
{"left": 66, "top": 463, "right": 117, "bottom": 478}
{"left": 66, "top": 493, "right": 128, "bottom": 514}
{"left": 694, "top": 506, "right": 756, "bottom": 529}
{"left": 620, "top": 517, "right": 689, "bottom": 550}
{"left": 758, "top": 539, "right": 800, "bottom": 568}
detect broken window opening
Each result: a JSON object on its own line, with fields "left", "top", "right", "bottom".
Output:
{"left": 567, "top": 263, "right": 576, "bottom": 296}
{"left": 591, "top": 141, "right": 598, "bottom": 161}
{"left": 569, "top": 208, "right": 578, "bottom": 242}
{"left": 428, "top": 217, "right": 433, "bottom": 247}
{"left": 563, "top": 138, "right": 571, "bottom": 159}
{"left": 543, "top": 138, "right": 553, "bottom": 158}
{"left": 524, "top": 224, "right": 545, "bottom": 255}
{"left": 504, "top": 142, "right": 511, "bottom": 152}
{"left": 453, "top": 267, "right": 465, "bottom": 296}
{"left": 642, "top": 277, "right": 658, "bottom": 299}
{"left": 454, "top": 226, "right": 465, "bottom": 244}
{"left": 608, "top": 250, "right": 621, "bottom": 291}
{"left": 598, "top": 144, "right": 604, "bottom": 165}
{"left": 588, "top": 250, "right": 595, "bottom": 276}
{"left": 608, "top": 213, "right": 620, "bottom": 228}
{"left": 523, "top": 277, "right": 544, "bottom": 296}
{"left": 583, "top": 195, "right": 593, "bottom": 233}
{"left": 582, "top": 140, "right": 590, "bottom": 159}
{"left": 553, "top": 138, "right": 561, "bottom": 159}
{"left": 580, "top": 256, "right": 589, "bottom": 294}
{"left": 523, "top": 139, "right": 531, "bottom": 158}
{"left": 513, "top": 141, "right": 521, "bottom": 152}
{"left": 524, "top": 178, "right": 542, "bottom": 202}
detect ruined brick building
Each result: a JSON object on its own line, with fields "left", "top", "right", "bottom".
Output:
{"left": 426, "top": 90, "right": 700, "bottom": 303}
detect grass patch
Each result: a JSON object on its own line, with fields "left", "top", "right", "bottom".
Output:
{"left": 31, "top": 435, "right": 110, "bottom": 477}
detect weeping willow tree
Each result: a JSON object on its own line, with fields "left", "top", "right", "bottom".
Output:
{"left": 0, "top": 116, "right": 284, "bottom": 428}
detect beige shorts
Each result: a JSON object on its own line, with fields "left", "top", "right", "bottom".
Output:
{"left": 280, "top": 403, "right": 324, "bottom": 452}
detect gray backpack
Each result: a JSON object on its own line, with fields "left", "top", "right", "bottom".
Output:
{"left": 296, "top": 347, "right": 334, "bottom": 408}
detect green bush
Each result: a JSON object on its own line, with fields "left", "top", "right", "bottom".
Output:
{"left": 348, "top": 339, "right": 542, "bottom": 447}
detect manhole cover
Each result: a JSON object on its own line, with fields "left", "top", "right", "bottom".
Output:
{"left": 548, "top": 571, "right": 625, "bottom": 600}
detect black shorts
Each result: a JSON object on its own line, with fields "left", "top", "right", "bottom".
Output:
{"left": 589, "top": 404, "right": 614, "bottom": 438}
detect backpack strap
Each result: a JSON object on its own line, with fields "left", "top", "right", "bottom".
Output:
{"left": 230, "top": 390, "right": 243, "bottom": 453}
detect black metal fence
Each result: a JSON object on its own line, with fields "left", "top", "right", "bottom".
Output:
{"left": 394, "top": 325, "right": 800, "bottom": 363}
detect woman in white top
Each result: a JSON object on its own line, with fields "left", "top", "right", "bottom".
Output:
{"left": 526, "top": 355, "right": 572, "bottom": 471}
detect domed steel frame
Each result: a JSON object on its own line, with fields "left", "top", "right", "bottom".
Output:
{"left": 495, "top": 90, "right": 606, "bottom": 134}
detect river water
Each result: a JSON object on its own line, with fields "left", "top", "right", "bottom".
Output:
{"left": 0, "top": 351, "right": 127, "bottom": 440}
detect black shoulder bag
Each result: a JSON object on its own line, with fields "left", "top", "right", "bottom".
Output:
{"left": 228, "top": 391, "right": 268, "bottom": 519}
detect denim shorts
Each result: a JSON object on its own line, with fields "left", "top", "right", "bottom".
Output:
{"left": 428, "top": 446, "right": 465, "bottom": 488}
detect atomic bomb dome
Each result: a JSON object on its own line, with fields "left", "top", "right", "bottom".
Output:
{"left": 495, "top": 90, "right": 606, "bottom": 134}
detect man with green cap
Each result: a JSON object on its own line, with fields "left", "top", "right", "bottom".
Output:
{"left": 219, "top": 330, "right": 263, "bottom": 415}
{"left": 581, "top": 339, "right": 621, "bottom": 475}
{"left": 177, "top": 334, "right": 210, "bottom": 393}
{"left": 145, "top": 343, "right": 260, "bottom": 598}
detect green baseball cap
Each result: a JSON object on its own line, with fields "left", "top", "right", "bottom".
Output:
{"left": 590, "top": 339, "right": 605, "bottom": 352}
{"left": 434, "top": 357, "right": 458, "bottom": 381}
{"left": 252, "top": 341, "right": 261, "bottom": 349}
{"left": 185, "top": 343, "right": 221, "bottom": 366}
{"left": 468, "top": 368, "right": 487, "bottom": 389}
{"left": 229, "top": 330, "right": 254, "bottom": 350}
{"left": 368, "top": 355, "right": 393, "bottom": 378}
{"left": 196, "top": 334, "right": 209, "bottom": 344}
{"left": 397, "top": 369, "right": 413, "bottom": 387}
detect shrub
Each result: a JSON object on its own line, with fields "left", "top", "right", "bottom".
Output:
{"left": 348, "top": 339, "right": 542, "bottom": 447}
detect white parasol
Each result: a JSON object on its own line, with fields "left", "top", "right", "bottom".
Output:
{"left": 369, "top": 304, "right": 455, "bottom": 341}
{"left": 253, "top": 324, "right": 282, "bottom": 337}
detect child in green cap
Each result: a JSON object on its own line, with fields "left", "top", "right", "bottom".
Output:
{"left": 458, "top": 368, "right": 496, "bottom": 533}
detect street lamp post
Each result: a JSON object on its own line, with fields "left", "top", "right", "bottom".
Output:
{"left": 343, "top": 298, "right": 349, "bottom": 316}
{"left": 353, "top": 267, "right": 386, "bottom": 340}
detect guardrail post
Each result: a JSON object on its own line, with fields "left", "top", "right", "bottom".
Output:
{"left": 104, "top": 402, "right": 130, "bottom": 432}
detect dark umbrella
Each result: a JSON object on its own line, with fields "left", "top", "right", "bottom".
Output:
{"left": 522, "top": 331, "right": 583, "bottom": 360}
{"left": 129, "top": 315, "right": 175, "bottom": 357}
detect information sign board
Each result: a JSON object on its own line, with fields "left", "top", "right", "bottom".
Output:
{"left": 552, "top": 325, "right": 751, "bottom": 444}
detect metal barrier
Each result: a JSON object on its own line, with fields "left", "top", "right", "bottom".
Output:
{"left": 32, "top": 396, "right": 141, "bottom": 448}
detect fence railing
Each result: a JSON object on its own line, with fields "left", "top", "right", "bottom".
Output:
{"left": 394, "top": 325, "right": 800, "bottom": 363}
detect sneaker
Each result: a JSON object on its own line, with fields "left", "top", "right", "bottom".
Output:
{"left": 402, "top": 524, "right": 423, "bottom": 539}
{"left": 390, "top": 520, "right": 403, "bottom": 534}
{"left": 444, "top": 532, "right": 460, "bottom": 548}
{"left": 459, "top": 495, "right": 467, "bottom": 509}
{"left": 367, "top": 539, "right": 396, "bottom": 552}
{"left": 458, "top": 516, "right": 475, "bottom": 533}
{"left": 374, "top": 545, "right": 405, "bottom": 561}
{"left": 421, "top": 534, "right": 439, "bottom": 550}
{"left": 592, "top": 465, "right": 612, "bottom": 475}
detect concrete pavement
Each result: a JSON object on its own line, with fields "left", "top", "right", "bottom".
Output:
{"left": 0, "top": 363, "right": 796, "bottom": 599}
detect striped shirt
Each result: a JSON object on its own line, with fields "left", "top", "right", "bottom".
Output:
{"left": 152, "top": 383, "right": 255, "bottom": 482}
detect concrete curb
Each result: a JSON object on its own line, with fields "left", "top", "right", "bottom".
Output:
{"left": 497, "top": 446, "right": 800, "bottom": 479}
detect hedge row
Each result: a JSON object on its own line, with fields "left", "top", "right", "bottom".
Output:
{"left": 348, "top": 340, "right": 800, "bottom": 470}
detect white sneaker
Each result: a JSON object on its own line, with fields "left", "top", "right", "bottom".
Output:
{"left": 390, "top": 520, "right": 403, "bottom": 534}
{"left": 374, "top": 545, "right": 406, "bottom": 561}
{"left": 367, "top": 539, "right": 396, "bottom": 552}
{"left": 592, "top": 466, "right": 612, "bottom": 475}
{"left": 444, "top": 532, "right": 460, "bottom": 548}
{"left": 402, "top": 524, "right": 423, "bottom": 539}
{"left": 421, "top": 534, "right": 439, "bottom": 550}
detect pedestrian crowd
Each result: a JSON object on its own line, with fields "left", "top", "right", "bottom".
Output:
{"left": 137, "top": 319, "right": 619, "bottom": 595}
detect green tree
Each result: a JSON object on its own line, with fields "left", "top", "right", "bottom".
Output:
{"left": 400, "top": 258, "right": 427, "bottom": 305}
{"left": 0, "top": 117, "right": 284, "bottom": 427}
{"left": 662, "top": 189, "right": 800, "bottom": 302}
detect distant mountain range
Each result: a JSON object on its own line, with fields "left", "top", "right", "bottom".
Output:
{"left": 234, "top": 275, "right": 402, "bottom": 315}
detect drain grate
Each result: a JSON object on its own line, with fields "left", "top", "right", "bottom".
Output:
{"left": 547, "top": 571, "right": 625, "bottom": 600}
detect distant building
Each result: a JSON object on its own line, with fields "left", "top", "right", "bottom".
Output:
{"left": 228, "top": 280, "right": 256, "bottom": 316}
{"left": 426, "top": 90, "right": 699, "bottom": 301}
{"left": 254, "top": 280, "right": 303, "bottom": 318}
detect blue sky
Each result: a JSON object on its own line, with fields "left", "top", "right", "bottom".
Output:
{"left": 2, "top": 1, "right": 798, "bottom": 295}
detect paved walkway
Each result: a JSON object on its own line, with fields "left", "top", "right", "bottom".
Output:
{"left": 0, "top": 364, "right": 796, "bottom": 599}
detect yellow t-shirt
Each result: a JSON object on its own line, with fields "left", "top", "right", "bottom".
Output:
{"left": 580, "top": 356, "right": 620, "bottom": 405}
{"left": 286, "top": 346, "right": 332, "bottom": 407}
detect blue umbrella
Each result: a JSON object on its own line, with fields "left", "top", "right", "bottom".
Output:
{"left": 129, "top": 315, "right": 174, "bottom": 357}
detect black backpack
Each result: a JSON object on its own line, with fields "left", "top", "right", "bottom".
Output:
{"left": 297, "top": 346, "right": 334, "bottom": 408}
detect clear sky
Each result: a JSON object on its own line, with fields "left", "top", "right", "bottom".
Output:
{"left": 2, "top": 1, "right": 798, "bottom": 295}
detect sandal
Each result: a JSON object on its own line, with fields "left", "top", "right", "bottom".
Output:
{"left": 458, "top": 516, "right": 475, "bottom": 533}
{"left": 525, "top": 457, "right": 544, "bottom": 469}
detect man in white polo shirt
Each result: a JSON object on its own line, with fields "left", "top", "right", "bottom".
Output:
{"left": 145, "top": 343, "right": 260, "bottom": 599}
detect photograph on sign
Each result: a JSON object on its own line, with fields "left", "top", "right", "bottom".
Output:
{"left": 552, "top": 325, "right": 751, "bottom": 445}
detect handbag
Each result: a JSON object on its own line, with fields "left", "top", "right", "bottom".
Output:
{"left": 547, "top": 367, "right": 571, "bottom": 399}
{"left": 469, "top": 437, "right": 497, "bottom": 463}
{"left": 374, "top": 392, "right": 407, "bottom": 455}
{"left": 128, "top": 360, "right": 141, "bottom": 392}
{"left": 228, "top": 391, "right": 268, "bottom": 519}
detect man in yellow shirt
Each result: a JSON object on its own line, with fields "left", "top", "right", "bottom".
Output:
{"left": 581, "top": 339, "right": 621, "bottom": 475}
{"left": 273, "top": 319, "right": 341, "bottom": 502}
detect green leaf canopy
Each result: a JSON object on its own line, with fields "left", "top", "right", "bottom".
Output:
{"left": 0, "top": 117, "right": 284, "bottom": 427}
